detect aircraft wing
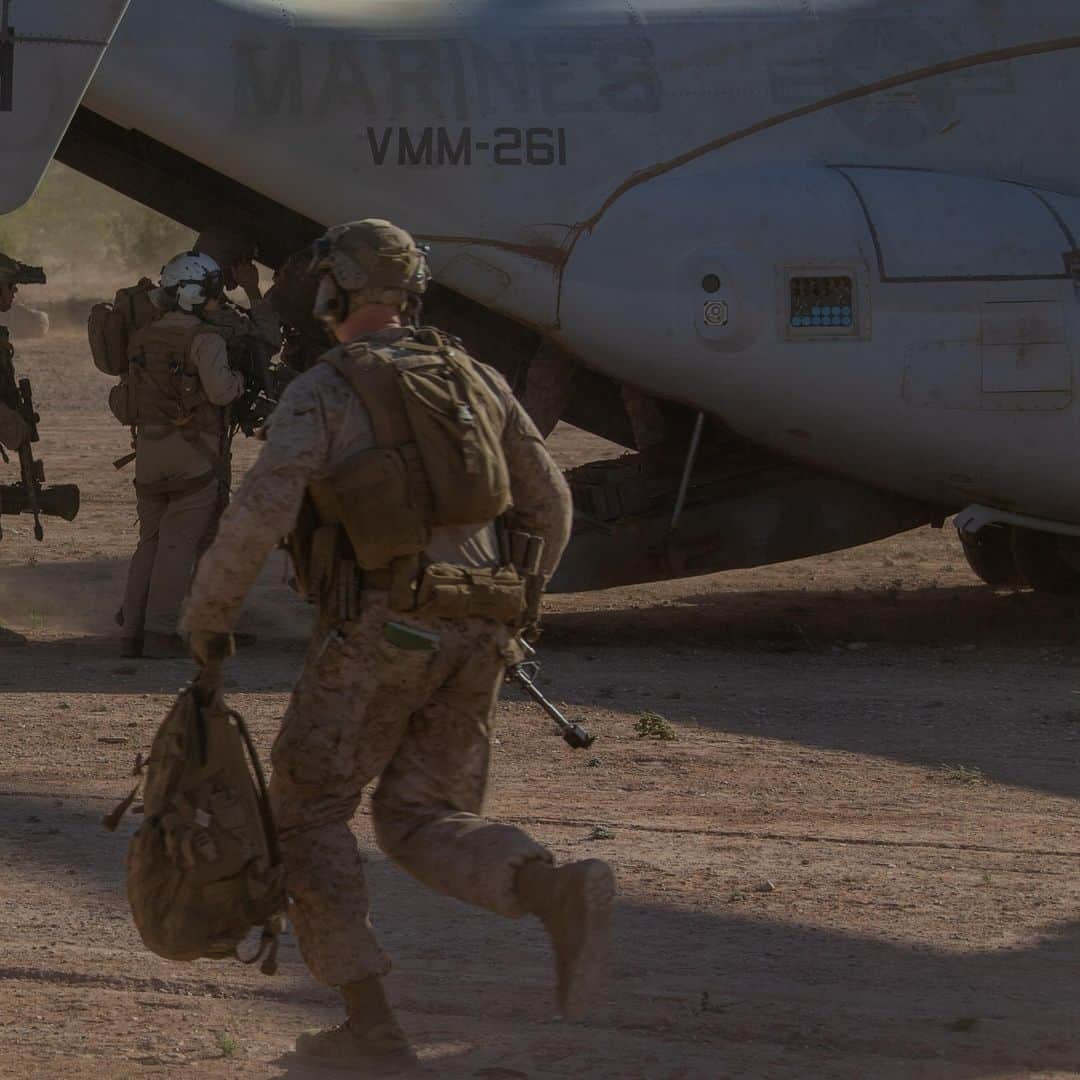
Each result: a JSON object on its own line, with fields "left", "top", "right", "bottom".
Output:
{"left": 0, "top": 0, "right": 130, "bottom": 213}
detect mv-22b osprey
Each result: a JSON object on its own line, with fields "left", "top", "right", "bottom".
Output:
{"left": 7, "top": 0, "right": 1080, "bottom": 593}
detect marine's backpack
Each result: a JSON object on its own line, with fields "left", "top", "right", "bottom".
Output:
{"left": 306, "top": 328, "right": 512, "bottom": 571}
{"left": 105, "top": 682, "right": 286, "bottom": 974}
{"left": 88, "top": 278, "right": 158, "bottom": 377}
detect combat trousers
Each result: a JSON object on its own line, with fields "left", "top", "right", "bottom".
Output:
{"left": 120, "top": 478, "right": 218, "bottom": 637}
{"left": 269, "top": 594, "right": 552, "bottom": 987}
{"left": 196, "top": 434, "right": 233, "bottom": 560}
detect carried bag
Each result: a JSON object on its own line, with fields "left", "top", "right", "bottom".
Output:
{"left": 105, "top": 679, "right": 286, "bottom": 974}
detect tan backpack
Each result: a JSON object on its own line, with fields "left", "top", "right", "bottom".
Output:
{"left": 88, "top": 278, "right": 158, "bottom": 378}
{"left": 106, "top": 683, "right": 286, "bottom": 974}
{"left": 317, "top": 329, "right": 511, "bottom": 563}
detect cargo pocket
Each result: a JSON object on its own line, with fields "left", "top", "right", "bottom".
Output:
{"left": 374, "top": 619, "right": 441, "bottom": 696}
{"left": 271, "top": 629, "right": 364, "bottom": 787}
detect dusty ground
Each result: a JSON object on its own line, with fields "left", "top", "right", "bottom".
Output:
{"left": 0, "top": 330, "right": 1077, "bottom": 1079}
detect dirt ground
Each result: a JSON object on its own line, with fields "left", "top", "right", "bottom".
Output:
{"left": 0, "top": 330, "right": 1077, "bottom": 1079}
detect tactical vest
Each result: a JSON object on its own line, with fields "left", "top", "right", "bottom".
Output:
{"left": 110, "top": 319, "right": 224, "bottom": 436}
{"left": 287, "top": 329, "right": 522, "bottom": 622}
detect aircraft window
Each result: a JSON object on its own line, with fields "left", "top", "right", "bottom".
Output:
{"left": 789, "top": 276, "right": 854, "bottom": 331}
{"left": 701, "top": 274, "right": 722, "bottom": 293}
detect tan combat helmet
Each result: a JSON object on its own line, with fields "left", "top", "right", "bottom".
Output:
{"left": 309, "top": 219, "right": 430, "bottom": 324}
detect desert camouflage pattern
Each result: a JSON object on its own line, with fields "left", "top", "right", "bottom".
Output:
{"left": 183, "top": 329, "right": 573, "bottom": 985}
{"left": 272, "top": 596, "right": 548, "bottom": 985}
{"left": 183, "top": 329, "right": 572, "bottom": 633}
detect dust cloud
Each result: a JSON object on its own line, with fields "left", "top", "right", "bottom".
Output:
{"left": 0, "top": 161, "right": 194, "bottom": 306}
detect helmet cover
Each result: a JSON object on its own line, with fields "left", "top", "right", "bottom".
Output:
{"left": 309, "top": 219, "right": 430, "bottom": 297}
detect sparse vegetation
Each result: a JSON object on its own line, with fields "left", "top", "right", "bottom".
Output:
{"left": 587, "top": 824, "right": 615, "bottom": 841}
{"left": 942, "top": 764, "right": 985, "bottom": 786}
{"left": 635, "top": 712, "right": 677, "bottom": 741}
{"left": 214, "top": 1031, "right": 239, "bottom": 1059}
{"left": 945, "top": 1017, "right": 980, "bottom": 1033}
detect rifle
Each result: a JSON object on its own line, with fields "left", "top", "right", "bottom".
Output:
{"left": 0, "top": 365, "right": 80, "bottom": 540}
{"left": 228, "top": 335, "right": 296, "bottom": 437}
{"left": 507, "top": 641, "right": 596, "bottom": 750}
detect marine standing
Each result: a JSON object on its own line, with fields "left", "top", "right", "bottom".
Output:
{"left": 188, "top": 226, "right": 282, "bottom": 550}
{"left": 182, "top": 220, "right": 615, "bottom": 1067}
{"left": 117, "top": 252, "right": 243, "bottom": 658}
{"left": 0, "top": 254, "right": 43, "bottom": 644}
{"left": 0, "top": 254, "right": 38, "bottom": 454}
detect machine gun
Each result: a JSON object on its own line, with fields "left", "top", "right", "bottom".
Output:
{"left": 0, "top": 374, "right": 80, "bottom": 540}
{"left": 507, "top": 641, "right": 596, "bottom": 750}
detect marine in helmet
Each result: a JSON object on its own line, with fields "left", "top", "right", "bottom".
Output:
{"left": 117, "top": 252, "right": 244, "bottom": 658}
{"left": 182, "top": 220, "right": 613, "bottom": 1067}
{"left": 0, "top": 252, "right": 45, "bottom": 453}
{"left": 264, "top": 246, "right": 334, "bottom": 374}
{"left": 106, "top": 225, "right": 283, "bottom": 556}
{"left": 192, "top": 223, "right": 282, "bottom": 355}
{"left": 190, "top": 226, "right": 284, "bottom": 562}
{"left": 0, "top": 253, "right": 47, "bottom": 645}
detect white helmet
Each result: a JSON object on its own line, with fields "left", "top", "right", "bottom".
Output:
{"left": 158, "top": 251, "right": 224, "bottom": 312}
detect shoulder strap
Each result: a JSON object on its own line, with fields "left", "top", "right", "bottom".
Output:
{"left": 413, "top": 325, "right": 464, "bottom": 352}
{"left": 324, "top": 344, "right": 413, "bottom": 449}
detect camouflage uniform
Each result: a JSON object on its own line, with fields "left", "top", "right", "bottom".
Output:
{"left": 182, "top": 328, "right": 573, "bottom": 987}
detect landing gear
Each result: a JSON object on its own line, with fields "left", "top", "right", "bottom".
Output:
{"left": 959, "top": 523, "right": 1080, "bottom": 594}
{"left": 1010, "top": 526, "right": 1080, "bottom": 595}
{"left": 960, "top": 525, "right": 1022, "bottom": 588}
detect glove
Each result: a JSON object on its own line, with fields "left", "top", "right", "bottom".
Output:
{"left": 188, "top": 629, "right": 235, "bottom": 669}
{"left": 189, "top": 630, "right": 235, "bottom": 704}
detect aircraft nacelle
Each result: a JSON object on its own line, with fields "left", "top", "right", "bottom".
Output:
{"left": 560, "top": 165, "right": 1080, "bottom": 528}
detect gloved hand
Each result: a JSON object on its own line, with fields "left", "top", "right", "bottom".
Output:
{"left": 233, "top": 260, "right": 262, "bottom": 301}
{"left": 189, "top": 629, "right": 235, "bottom": 669}
{"left": 189, "top": 630, "right": 235, "bottom": 704}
